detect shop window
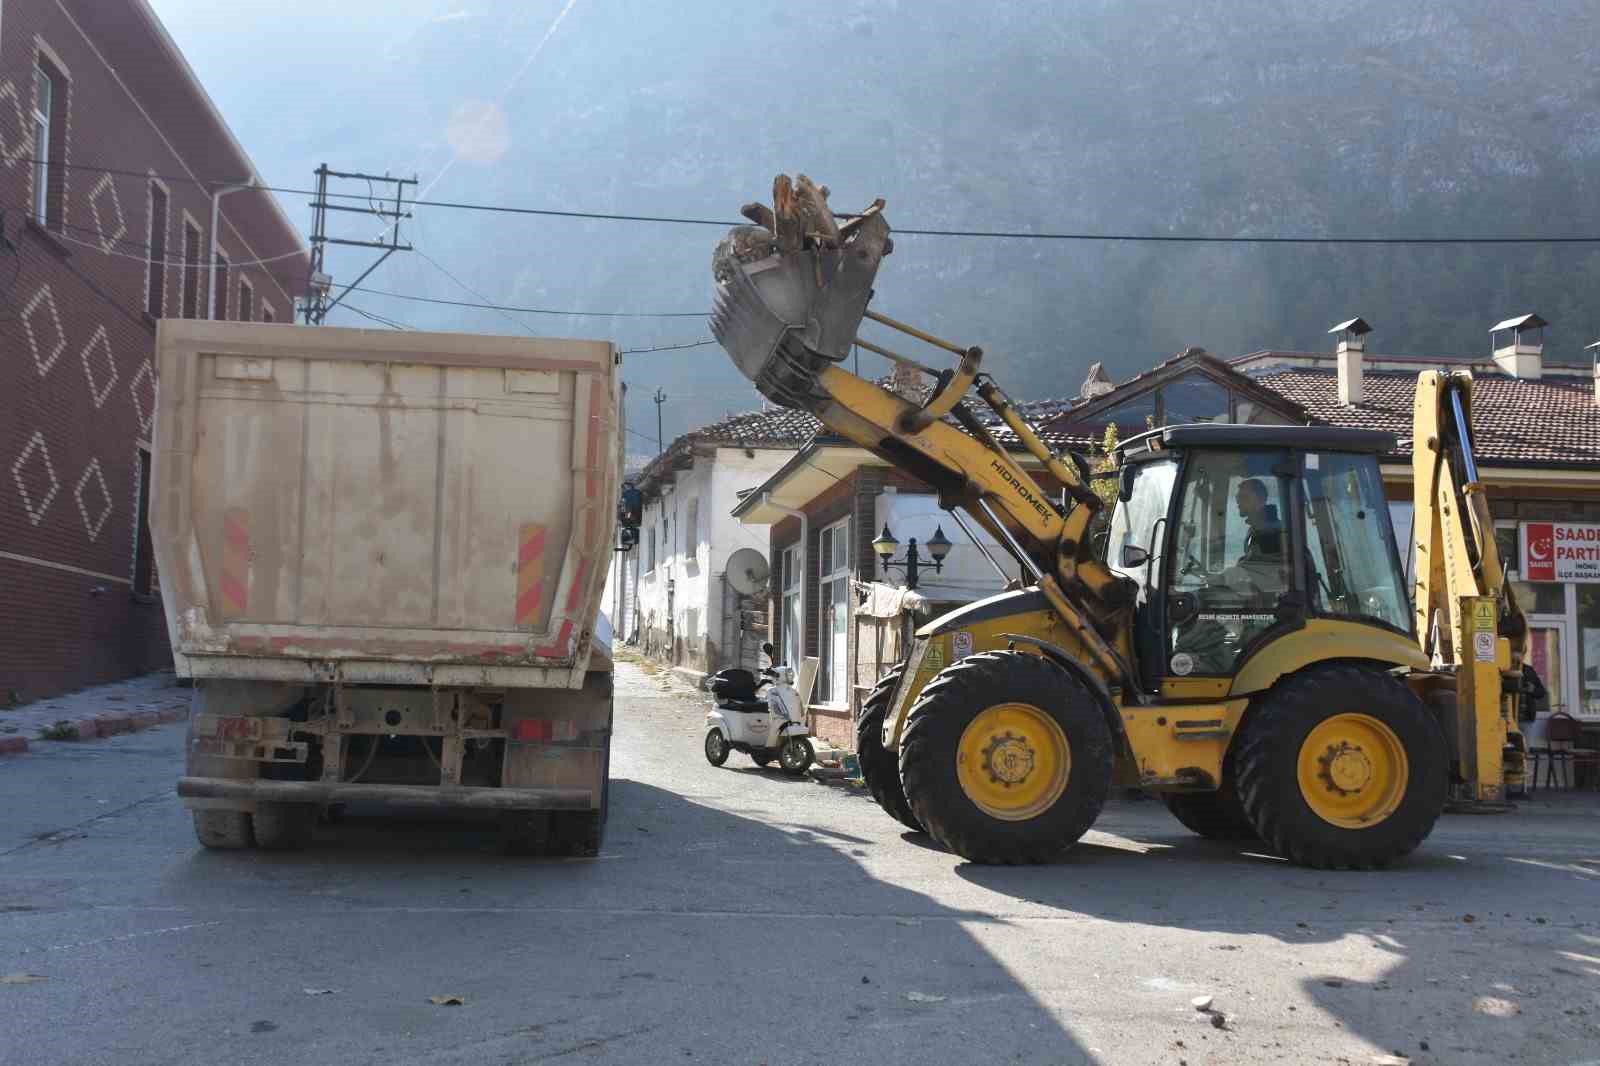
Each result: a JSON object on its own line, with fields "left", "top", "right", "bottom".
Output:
{"left": 816, "top": 520, "right": 850, "bottom": 704}
{"left": 1578, "top": 587, "right": 1600, "bottom": 717}
{"left": 781, "top": 545, "right": 802, "bottom": 670}
{"left": 238, "top": 278, "right": 254, "bottom": 323}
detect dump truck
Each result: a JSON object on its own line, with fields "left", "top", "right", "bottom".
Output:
{"left": 711, "top": 175, "right": 1526, "bottom": 869}
{"left": 153, "top": 320, "right": 625, "bottom": 854}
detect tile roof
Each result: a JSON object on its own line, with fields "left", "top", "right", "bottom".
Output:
{"left": 635, "top": 406, "right": 821, "bottom": 493}
{"left": 1246, "top": 367, "right": 1600, "bottom": 467}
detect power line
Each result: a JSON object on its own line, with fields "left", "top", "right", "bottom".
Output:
{"left": 619, "top": 339, "right": 717, "bottom": 354}
{"left": 333, "top": 281, "right": 708, "bottom": 318}
{"left": 19, "top": 156, "right": 1600, "bottom": 246}
{"left": 412, "top": 246, "right": 538, "bottom": 336}
{"left": 340, "top": 302, "right": 414, "bottom": 330}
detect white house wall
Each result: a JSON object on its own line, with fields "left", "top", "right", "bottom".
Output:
{"left": 872, "top": 490, "right": 1021, "bottom": 602}
{"left": 624, "top": 446, "right": 793, "bottom": 676}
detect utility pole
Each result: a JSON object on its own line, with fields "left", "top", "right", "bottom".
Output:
{"left": 301, "top": 164, "right": 417, "bottom": 325}
{"left": 653, "top": 388, "right": 668, "bottom": 455}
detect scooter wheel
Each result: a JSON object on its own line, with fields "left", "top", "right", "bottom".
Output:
{"left": 779, "top": 736, "right": 814, "bottom": 776}
{"left": 704, "top": 730, "right": 730, "bottom": 766}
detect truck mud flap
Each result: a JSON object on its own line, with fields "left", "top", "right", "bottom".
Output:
{"left": 177, "top": 776, "right": 593, "bottom": 812}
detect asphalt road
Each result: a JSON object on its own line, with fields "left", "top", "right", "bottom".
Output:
{"left": 2, "top": 657, "right": 1598, "bottom": 1066}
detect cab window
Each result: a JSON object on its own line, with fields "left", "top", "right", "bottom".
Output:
{"left": 1301, "top": 451, "right": 1410, "bottom": 634}
{"left": 1165, "top": 450, "right": 1293, "bottom": 676}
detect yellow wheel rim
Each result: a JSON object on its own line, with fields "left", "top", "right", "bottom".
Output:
{"left": 955, "top": 702, "right": 1071, "bottom": 822}
{"left": 1296, "top": 713, "right": 1408, "bottom": 829}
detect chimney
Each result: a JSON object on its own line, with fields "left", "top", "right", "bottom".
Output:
{"left": 1587, "top": 339, "right": 1600, "bottom": 407}
{"left": 1329, "top": 317, "right": 1371, "bottom": 406}
{"left": 1491, "top": 313, "right": 1546, "bottom": 380}
{"left": 1079, "top": 361, "right": 1115, "bottom": 399}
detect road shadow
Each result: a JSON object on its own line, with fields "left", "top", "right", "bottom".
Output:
{"left": 153, "top": 779, "right": 1101, "bottom": 1066}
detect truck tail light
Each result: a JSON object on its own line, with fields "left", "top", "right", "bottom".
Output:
{"left": 511, "top": 719, "right": 579, "bottom": 742}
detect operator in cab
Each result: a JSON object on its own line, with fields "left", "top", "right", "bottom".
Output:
{"left": 1222, "top": 477, "right": 1287, "bottom": 604}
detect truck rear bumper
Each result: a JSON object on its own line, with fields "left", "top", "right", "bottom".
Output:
{"left": 177, "top": 776, "right": 594, "bottom": 812}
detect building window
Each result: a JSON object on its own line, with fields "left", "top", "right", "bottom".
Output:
{"left": 146, "top": 182, "right": 168, "bottom": 317}
{"left": 181, "top": 219, "right": 202, "bottom": 318}
{"left": 261, "top": 299, "right": 275, "bottom": 324}
{"left": 213, "top": 252, "right": 230, "bottom": 320}
{"left": 781, "top": 545, "right": 801, "bottom": 670}
{"left": 646, "top": 525, "right": 657, "bottom": 573}
{"left": 816, "top": 519, "right": 850, "bottom": 705}
{"left": 684, "top": 496, "right": 699, "bottom": 569}
{"left": 32, "top": 56, "right": 66, "bottom": 229}
{"left": 132, "top": 448, "right": 155, "bottom": 597}
{"left": 238, "top": 278, "right": 254, "bottom": 322}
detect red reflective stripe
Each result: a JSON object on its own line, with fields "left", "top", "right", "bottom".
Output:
{"left": 516, "top": 523, "right": 547, "bottom": 627}
{"left": 565, "top": 558, "right": 590, "bottom": 612}
{"left": 513, "top": 719, "right": 552, "bottom": 741}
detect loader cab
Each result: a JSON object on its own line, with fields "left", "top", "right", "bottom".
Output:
{"left": 1107, "top": 424, "right": 1409, "bottom": 692}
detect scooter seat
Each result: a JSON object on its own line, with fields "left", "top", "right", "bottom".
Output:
{"left": 722, "top": 699, "right": 770, "bottom": 714}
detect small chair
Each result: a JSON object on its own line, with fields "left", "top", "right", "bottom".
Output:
{"left": 1532, "top": 713, "right": 1599, "bottom": 791}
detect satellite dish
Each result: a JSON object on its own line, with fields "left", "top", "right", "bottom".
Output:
{"left": 726, "top": 548, "right": 771, "bottom": 596}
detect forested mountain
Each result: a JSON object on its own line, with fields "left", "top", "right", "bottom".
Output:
{"left": 158, "top": 0, "right": 1600, "bottom": 453}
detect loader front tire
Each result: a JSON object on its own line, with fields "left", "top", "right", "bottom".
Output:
{"left": 1232, "top": 663, "right": 1447, "bottom": 870}
{"left": 856, "top": 667, "right": 923, "bottom": 832}
{"left": 1162, "top": 783, "right": 1257, "bottom": 841}
{"left": 193, "top": 810, "right": 253, "bottom": 850}
{"left": 899, "top": 651, "right": 1112, "bottom": 864}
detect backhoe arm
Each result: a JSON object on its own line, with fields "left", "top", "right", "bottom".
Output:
{"left": 710, "top": 180, "right": 1133, "bottom": 687}
{"left": 1411, "top": 369, "right": 1525, "bottom": 803}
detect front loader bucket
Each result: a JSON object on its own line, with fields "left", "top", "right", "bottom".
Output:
{"left": 710, "top": 216, "right": 890, "bottom": 414}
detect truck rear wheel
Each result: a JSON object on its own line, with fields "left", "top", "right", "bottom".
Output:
{"left": 856, "top": 667, "right": 923, "bottom": 832}
{"left": 253, "top": 803, "right": 316, "bottom": 850}
{"left": 899, "top": 651, "right": 1112, "bottom": 864}
{"left": 193, "top": 810, "right": 253, "bottom": 850}
{"left": 1232, "top": 663, "right": 1447, "bottom": 869}
{"left": 1162, "top": 785, "right": 1257, "bottom": 841}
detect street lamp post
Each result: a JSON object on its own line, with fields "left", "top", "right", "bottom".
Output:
{"left": 871, "top": 523, "right": 953, "bottom": 591}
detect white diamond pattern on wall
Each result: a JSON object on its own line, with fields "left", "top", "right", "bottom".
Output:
{"left": 87, "top": 173, "right": 127, "bottom": 252}
{"left": 80, "top": 324, "right": 118, "bottom": 408}
{"left": 74, "top": 458, "right": 112, "bottom": 541}
{"left": 21, "top": 284, "right": 66, "bottom": 376}
{"left": 11, "top": 430, "right": 61, "bottom": 525}
{"left": 130, "top": 360, "right": 155, "bottom": 435}
{"left": 0, "top": 81, "right": 28, "bottom": 167}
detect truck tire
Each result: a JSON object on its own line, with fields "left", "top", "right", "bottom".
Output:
{"left": 1162, "top": 784, "right": 1257, "bottom": 841}
{"left": 552, "top": 731, "right": 610, "bottom": 857}
{"left": 500, "top": 811, "right": 553, "bottom": 856}
{"left": 253, "top": 803, "right": 316, "bottom": 850}
{"left": 856, "top": 668, "right": 923, "bottom": 832}
{"left": 899, "top": 651, "right": 1112, "bottom": 864}
{"left": 1232, "top": 663, "right": 1447, "bottom": 870}
{"left": 193, "top": 810, "right": 253, "bottom": 850}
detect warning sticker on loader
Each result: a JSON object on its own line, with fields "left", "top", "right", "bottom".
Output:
{"left": 1474, "top": 631, "right": 1495, "bottom": 663}
{"left": 952, "top": 631, "right": 973, "bottom": 660}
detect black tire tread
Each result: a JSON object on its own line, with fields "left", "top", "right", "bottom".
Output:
{"left": 193, "top": 810, "right": 253, "bottom": 850}
{"left": 253, "top": 803, "right": 316, "bottom": 850}
{"left": 1162, "top": 785, "right": 1257, "bottom": 841}
{"left": 899, "top": 651, "right": 1112, "bottom": 865}
{"left": 1232, "top": 663, "right": 1446, "bottom": 870}
{"left": 857, "top": 668, "right": 923, "bottom": 831}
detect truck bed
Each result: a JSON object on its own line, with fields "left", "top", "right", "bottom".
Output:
{"left": 150, "top": 321, "right": 620, "bottom": 688}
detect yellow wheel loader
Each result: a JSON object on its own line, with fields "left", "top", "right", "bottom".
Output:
{"left": 710, "top": 177, "right": 1525, "bottom": 868}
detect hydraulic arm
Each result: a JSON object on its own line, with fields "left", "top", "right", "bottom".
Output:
{"left": 1411, "top": 370, "right": 1527, "bottom": 803}
{"left": 710, "top": 182, "right": 1135, "bottom": 690}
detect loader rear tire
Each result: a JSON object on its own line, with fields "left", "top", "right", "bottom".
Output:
{"left": 1232, "top": 663, "right": 1447, "bottom": 870}
{"left": 899, "top": 651, "right": 1112, "bottom": 865}
{"left": 253, "top": 803, "right": 316, "bottom": 850}
{"left": 856, "top": 668, "right": 923, "bottom": 832}
{"left": 193, "top": 810, "right": 253, "bottom": 850}
{"left": 1162, "top": 784, "right": 1257, "bottom": 841}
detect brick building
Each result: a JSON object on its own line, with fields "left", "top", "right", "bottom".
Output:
{"left": 1, "top": 0, "right": 307, "bottom": 703}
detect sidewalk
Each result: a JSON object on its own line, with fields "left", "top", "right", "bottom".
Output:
{"left": 0, "top": 671, "right": 190, "bottom": 756}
